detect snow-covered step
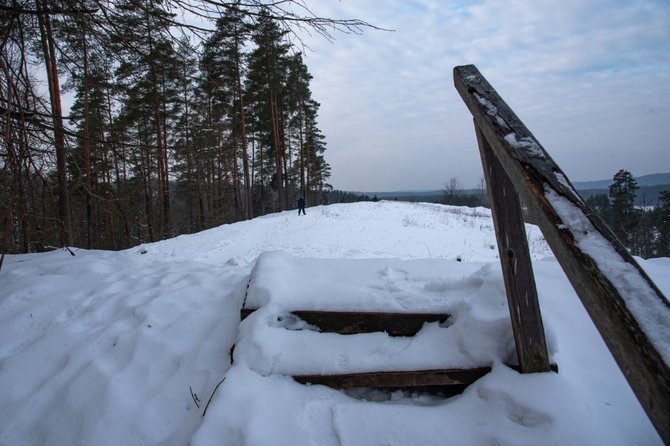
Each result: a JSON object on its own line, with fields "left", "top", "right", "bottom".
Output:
{"left": 292, "top": 364, "right": 558, "bottom": 392}
{"left": 235, "top": 305, "right": 503, "bottom": 392}
{"left": 232, "top": 252, "right": 557, "bottom": 393}
{"left": 240, "top": 251, "right": 468, "bottom": 337}
{"left": 293, "top": 367, "right": 492, "bottom": 393}
{"left": 236, "top": 304, "right": 497, "bottom": 392}
{"left": 235, "top": 304, "right": 512, "bottom": 377}
{"left": 242, "top": 251, "right": 484, "bottom": 314}
{"left": 241, "top": 309, "right": 450, "bottom": 336}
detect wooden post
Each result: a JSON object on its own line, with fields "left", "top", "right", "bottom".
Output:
{"left": 475, "top": 121, "right": 551, "bottom": 373}
{"left": 454, "top": 64, "right": 670, "bottom": 444}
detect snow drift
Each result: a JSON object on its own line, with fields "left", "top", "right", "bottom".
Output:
{"left": 0, "top": 201, "right": 666, "bottom": 445}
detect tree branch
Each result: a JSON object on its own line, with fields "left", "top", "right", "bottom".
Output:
{"left": 0, "top": 5, "right": 99, "bottom": 15}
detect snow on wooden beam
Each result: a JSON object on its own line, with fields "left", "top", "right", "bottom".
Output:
{"left": 454, "top": 64, "right": 670, "bottom": 444}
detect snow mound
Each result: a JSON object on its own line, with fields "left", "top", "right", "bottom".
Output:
{"left": 192, "top": 363, "right": 596, "bottom": 446}
{"left": 0, "top": 201, "right": 664, "bottom": 445}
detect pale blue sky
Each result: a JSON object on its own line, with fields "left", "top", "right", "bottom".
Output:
{"left": 299, "top": 0, "right": 670, "bottom": 191}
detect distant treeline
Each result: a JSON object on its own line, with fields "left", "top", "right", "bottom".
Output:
{"left": 332, "top": 182, "right": 670, "bottom": 208}
{"left": 327, "top": 190, "right": 380, "bottom": 204}
{"left": 326, "top": 189, "right": 487, "bottom": 207}
{"left": 577, "top": 185, "right": 669, "bottom": 206}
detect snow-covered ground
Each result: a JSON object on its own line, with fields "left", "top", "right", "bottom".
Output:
{"left": 0, "top": 201, "right": 666, "bottom": 445}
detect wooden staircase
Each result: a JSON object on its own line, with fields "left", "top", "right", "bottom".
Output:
{"left": 239, "top": 302, "right": 556, "bottom": 394}
{"left": 234, "top": 252, "right": 554, "bottom": 395}
{"left": 240, "top": 304, "right": 477, "bottom": 393}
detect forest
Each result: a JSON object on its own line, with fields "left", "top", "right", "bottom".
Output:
{"left": 1, "top": 1, "right": 374, "bottom": 254}
{"left": 2, "top": 2, "right": 667, "bottom": 262}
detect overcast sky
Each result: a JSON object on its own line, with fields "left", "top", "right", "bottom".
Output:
{"left": 295, "top": 0, "right": 670, "bottom": 191}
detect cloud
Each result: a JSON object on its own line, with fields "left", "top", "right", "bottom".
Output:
{"left": 299, "top": 0, "right": 670, "bottom": 190}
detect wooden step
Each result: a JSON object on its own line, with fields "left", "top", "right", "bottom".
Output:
{"left": 240, "top": 308, "right": 450, "bottom": 337}
{"left": 292, "top": 364, "right": 558, "bottom": 393}
{"left": 292, "top": 367, "right": 491, "bottom": 392}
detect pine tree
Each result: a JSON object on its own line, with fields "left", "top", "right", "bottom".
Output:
{"left": 284, "top": 53, "right": 312, "bottom": 199}
{"left": 111, "top": 0, "right": 181, "bottom": 241}
{"left": 36, "top": 0, "right": 73, "bottom": 246}
{"left": 171, "top": 37, "right": 200, "bottom": 233}
{"left": 654, "top": 191, "right": 670, "bottom": 257}
{"left": 609, "top": 169, "right": 639, "bottom": 246}
{"left": 57, "top": 5, "right": 115, "bottom": 248}
{"left": 198, "top": 9, "right": 253, "bottom": 222}
{"left": 302, "top": 99, "right": 329, "bottom": 204}
{"left": 220, "top": 9, "right": 253, "bottom": 220}
{"left": 246, "top": 12, "right": 291, "bottom": 212}
{"left": 585, "top": 194, "right": 612, "bottom": 225}
{"left": 281, "top": 53, "right": 329, "bottom": 206}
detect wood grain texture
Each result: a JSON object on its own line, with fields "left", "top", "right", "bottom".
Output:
{"left": 454, "top": 64, "right": 670, "bottom": 443}
{"left": 476, "top": 122, "right": 551, "bottom": 373}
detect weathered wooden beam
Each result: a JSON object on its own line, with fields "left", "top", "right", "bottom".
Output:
{"left": 454, "top": 64, "right": 670, "bottom": 443}
{"left": 293, "top": 367, "right": 491, "bottom": 390}
{"left": 240, "top": 308, "right": 449, "bottom": 337}
{"left": 475, "top": 121, "right": 551, "bottom": 373}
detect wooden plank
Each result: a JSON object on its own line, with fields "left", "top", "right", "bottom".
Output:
{"left": 454, "top": 64, "right": 670, "bottom": 443}
{"left": 475, "top": 121, "right": 551, "bottom": 373}
{"left": 240, "top": 308, "right": 449, "bottom": 337}
{"left": 293, "top": 367, "right": 491, "bottom": 390}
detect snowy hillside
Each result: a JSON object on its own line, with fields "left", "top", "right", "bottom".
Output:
{"left": 1, "top": 201, "right": 667, "bottom": 445}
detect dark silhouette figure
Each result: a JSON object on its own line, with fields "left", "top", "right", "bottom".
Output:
{"left": 297, "top": 196, "right": 306, "bottom": 215}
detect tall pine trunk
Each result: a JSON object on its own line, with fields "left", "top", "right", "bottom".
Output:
{"left": 299, "top": 103, "right": 306, "bottom": 197}
{"left": 146, "top": 8, "right": 170, "bottom": 239}
{"left": 231, "top": 140, "right": 241, "bottom": 220}
{"left": 80, "top": 25, "right": 94, "bottom": 248}
{"left": 270, "top": 90, "right": 284, "bottom": 211}
{"left": 1, "top": 66, "right": 19, "bottom": 254}
{"left": 234, "top": 30, "right": 252, "bottom": 220}
{"left": 278, "top": 100, "right": 289, "bottom": 207}
{"left": 37, "top": 0, "right": 72, "bottom": 246}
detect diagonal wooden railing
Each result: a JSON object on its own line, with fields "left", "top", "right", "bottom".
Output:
{"left": 454, "top": 64, "right": 670, "bottom": 444}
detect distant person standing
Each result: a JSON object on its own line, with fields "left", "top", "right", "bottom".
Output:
{"left": 297, "top": 195, "right": 306, "bottom": 215}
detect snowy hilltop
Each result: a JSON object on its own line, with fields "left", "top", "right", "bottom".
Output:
{"left": 1, "top": 201, "right": 667, "bottom": 445}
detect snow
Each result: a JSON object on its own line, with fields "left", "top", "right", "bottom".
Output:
{"left": 0, "top": 201, "right": 665, "bottom": 445}
{"left": 246, "top": 251, "right": 498, "bottom": 312}
{"left": 545, "top": 187, "right": 670, "bottom": 364}
{"left": 474, "top": 92, "right": 510, "bottom": 129}
{"left": 237, "top": 252, "right": 556, "bottom": 376}
{"left": 192, "top": 363, "right": 596, "bottom": 446}
{"left": 503, "top": 132, "right": 545, "bottom": 158}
